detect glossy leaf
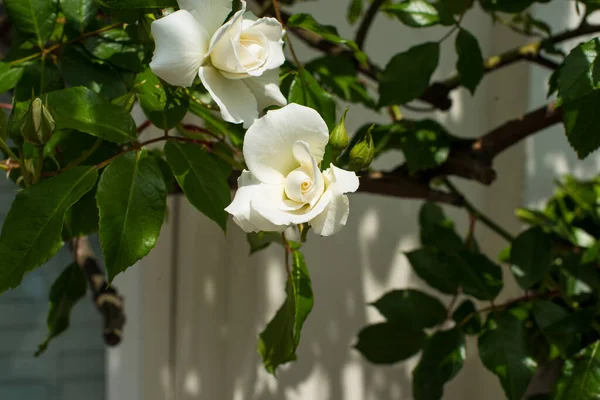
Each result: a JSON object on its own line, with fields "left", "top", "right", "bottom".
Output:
{"left": 164, "top": 140, "right": 231, "bottom": 232}
{"left": 419, "top": 202, "right": 464, "bottom": 253}
{"left": 85, "top": 28, "right": 146, "bottom": 73}
{"left": 383, "top": 0, "right": 441, "bottom": 27}
{"left": 289, "top": 69, "right": 337, "bottom": 131}
{"left": 14, "top": 60, "right": 63, "bottom": 102}
{"left": 97, "top": 151, "right": 167, "bottom": 281}
{"left": 456, "top": 28, "right": 485, "bottom": 94}
{"left": 556, "top": 39, "right": 600, "bottom": 103}
{"left": 36, "top": 262, "right": 87, "bottom": 356}
{"left": 136, "top": 68, "right": 189, "bottom": 130}
{"left": 355, "top": 322, "right": 425, "bottom": 364}
{"left": 371, "top": 289, "right": 447, "bottom": 329}
{"left": 478, "top": 310, "right": 536, "bottom": 400}
{"left": 347, "top": 0, "right": 363, "bottom": 24}
{"left": 61, "top": 49, "right": 128, "bottom": 100}
{"left": 259, "top": 249, "right": 313, "bottom": 374}
{"left": 4, "top": 0, "right": 58, "bottom": 47}
{"left": 562, "top": 89, "right": 600, "bottom": 159}
{"left": 554, "top": 342, "right": 600, "bottom": 400}
{"left": 448, "top": 250, "right": 503, "bottom": 300}
{"left": 413, "top": 328, "right": 466, "bottom": 400}
{"left": 452, "top": 300, "right": 481, "bottom": 335}
{"left": 46, "top": 87, "right": 137, "bottom": 144}
{"left": 379, "top": 42, "right": 440, "bottom": 106}
{"left": 406, "top": 248, "right": 460, "bottom": 295}
{"left": 0, "top": 62, "right": 24, "bottom": 94}
{"left": 61, "top": 0, "right": 98, "bottom": 33}
{"left": 0, "top": 167, "right": 98, "bottom": 293}
{"left": 510, "top": 227, "right": 553, "bottom": 289}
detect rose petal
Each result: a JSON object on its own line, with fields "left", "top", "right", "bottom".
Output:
{"left": 149, "top": 10, "right": 209, "bottom": 87}
{"left": 178, "top": 0, "right": 234, "bottom": 36}
{"left": 328, "top": 165, "right": 360, "bottom": 194}
{"left": 242, "top": 69, "right": 286, "bottom": 110}
{"left": 292, "top": 141, "right": 324, "bottom": 208}
{"left": 243, "top": 17, "right": 285, "bottom": 70}
{"left": 253, "top": 186, "right": 333, "bottom": 226}
{"left": 199, "top": 66, "right": 258, "bottom": 127}
{"left": 225, "top": 171, "right": 286, "bottom": 232}
{"left": 208, "top": 9, "right": 246, "bottom": 75}
{"left": 244, "top": 103, "right": 329, "bottom": 184}
{"left": 310, "top": 194, "right": 350, "bottom": 236}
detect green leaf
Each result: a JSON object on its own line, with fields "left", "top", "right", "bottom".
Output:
{"left": 136, "top": 68, "right": 189, "bottom": 130}
{"left": 413, "top": 328, "right": 466, "bottom": 400}
{"left": 562, "top": 89, "right": 600, "bottom": 159}
{"left": 97, "top": 0, "right": 177, "bottom": 7}
{"left": 85, "top": 27, "right": 146, "bottom": 73}
{"left": 4, "top": 0, "right": 58, "bottom": 47}
{"left": 347, "top": 0, "right": 363, "bottom": 24}
{"left": 419, "top": 202, "right": 464, "bottom": 252}
{"left": 400, "top": 120, "right": 452, "bottom": 172}
{"left": 46, "top": 87, "right": 137, "bottom": 144}
{"left": 406, "top": 248, "right": 460, "bottom": 295}
{"left": 14, "top": 60, "right": 63, "bottom": 102}
{"left": 62, "top": 186, "right": 99, "bottom": 240}
{"left": 286, "top": 13, "right": 364, "bottom": 61}
{"left": 164, "top": 140, "right": 231, "bottom": 232}
{"left": 452, "top": 300, "right": 481, "bottom": 335}
{"left": 556, "top": 39, "right": 600, "bottom": 103}
{"left": 379, "top": 42, "right": 440, "bottom": 106}
{"left": 355, "top": 322, "right": 425, "bottom": 364}
{"left": 383, "top": 0, "right": 441, "bottom": 27}
{"left": 61, "top": 48, "right": 128, "bottom": 100}
{"left": 289, "top": 69, "right": 337, "bottom": 131}
{"left": 371, "top": 289, "right": 446, "bottom": 329}
{"left": 187, "top": 94, "right": 245, "bottom": 147}
{"left": 0, "top": 63, "right": 24, "bottom": 94}
{"left": 259, "top": 249, "right": 314, "bottom": 374}
{"left": 305, "top": 56, "right": 376, "bottom": 109}
{"left": 446, "top": 0, "right": 474, "bottom": 14}
{"left": 479, "top": 0, "right": 536, "bottom": 13}
{"left": 97, "top": 151, "right": 167, "bottom": 282}
{"left": 455, "top": 28, "right": 484, "bottom": 94}
{"left": 533, "top": 301, "right": 592, "bottom": 357}
{"left": 478, "top": 310, "right": 536, "bottom": 400}
{"left": 35, "top": 262, "right": 87, "bottom": 356}
{"left": 554, "top": 342, "right": 600, "bottom": 400}
{"left": 247, "top": 232, "right": 283, "bottom": 254}
{"left": 449, "top": 250, "right": 503, "bottom": 300}
{"left": 61, "top": 0, "right": 98, "bottom": 33}
{"left": 510, "top": 227, "right": 553, "bottom": 289}
{"left": 0, "top": 167, "right": 98, "bottom": 294}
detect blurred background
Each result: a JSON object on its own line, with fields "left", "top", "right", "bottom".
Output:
{"left": 1, "top": 0, "right": 599, "bottom": 399}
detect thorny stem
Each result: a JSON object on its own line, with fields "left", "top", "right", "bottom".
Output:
{"left": 9, "top": 23, "right": 124, "bottom": 66}
{"left": 443, "top": 178, "right": 516, "bottom": 243}
{"left": 0, "top": 137, "right": 19, "bottom": 162}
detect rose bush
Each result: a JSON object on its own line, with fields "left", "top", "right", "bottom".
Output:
{"left": 226, "top": 103, "right": 359, "bottom": 236}
{"left": 150, "top": 0, "right": 286, "bottom": 127}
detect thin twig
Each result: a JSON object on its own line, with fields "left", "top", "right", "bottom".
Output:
{"left": 443, "top": 178, "right": 515, "bottom": 242}
{"left": 355, "top": 0, "right": 386, "bottom": 49}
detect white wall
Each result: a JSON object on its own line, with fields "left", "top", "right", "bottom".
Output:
{"left": 108, "top": 1, "right": 589, "bottom": 399}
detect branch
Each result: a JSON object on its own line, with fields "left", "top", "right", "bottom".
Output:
{"left": 71, "top": 237, "right": 126, "bottom": 346}
{"left": 280, "top": 7, "right": 600, "bottom": 110}
{"left": 355, "top": 0, "right": 386, "bottom": 49}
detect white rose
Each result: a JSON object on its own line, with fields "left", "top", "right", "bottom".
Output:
{"left": 225, "top": 104, "right": 360, "bottom": 236}
{"left": 149, "top": 0, "right": 287, "bottom": 128}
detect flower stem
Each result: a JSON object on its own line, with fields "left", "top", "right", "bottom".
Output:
{"left": 0, "top": 137, "right": 19, "bottom": 162}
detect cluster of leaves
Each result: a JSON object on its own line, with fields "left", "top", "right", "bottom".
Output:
{"left": 356, "top": 175, "right": 600, "bottom": 399}
{"left": 2, "top": 0, "right": 600, "bottom": 398}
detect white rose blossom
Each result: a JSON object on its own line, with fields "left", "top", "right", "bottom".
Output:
{"left": 225, "top": 104, "right": 360, "bottom": 236}
{"left": 149, "top": 0, "right": 286, "bottom": 128}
